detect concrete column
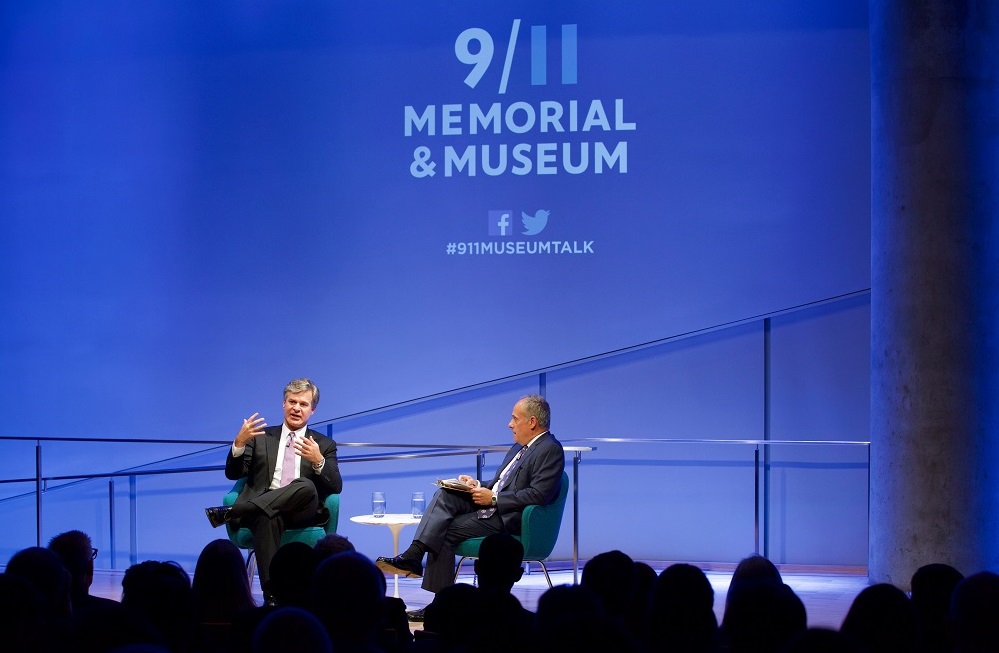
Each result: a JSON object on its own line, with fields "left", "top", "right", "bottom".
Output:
{"left": 870, "top": 1, "right": 999, "bottom": 586}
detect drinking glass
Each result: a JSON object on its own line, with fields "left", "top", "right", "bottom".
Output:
{"left": 372, "top": 491, "right": 386, "bottom": 518}
{"left": 411, "top": 491, "right": 426, "bottom": 518}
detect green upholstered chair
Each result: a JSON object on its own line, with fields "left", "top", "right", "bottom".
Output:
{"left": 453, "top": 470, "right": 569, "bottom": 587}
{"left": 223, "top": 478, "right": 340, "bottom": 579}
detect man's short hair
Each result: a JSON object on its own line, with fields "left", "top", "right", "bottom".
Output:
{"left": 314, "top": 533, "right": 355, "bottom": 560}
{"left": 284, "top": 378, "right": 320, "bottom": 408}
{"left": 47, "top": 530, "right": 94, "bottom": 578}
{"left": 520, "top": 394, "right": 550, "bottom": 429}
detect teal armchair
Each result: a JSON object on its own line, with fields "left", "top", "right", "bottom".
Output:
{"left": 223, "top": 477, "right": 340, "bottom": 579}
{"left": 453, "top": 470, "right": 569, "bottom": 587}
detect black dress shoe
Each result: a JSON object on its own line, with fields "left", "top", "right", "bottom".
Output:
{"left": 375, "top": 555, "right": 423, "bottom": 578}
{"left": 406, "top": 607, "right": 426, "bottom": 621}
{"left": 205, "top": 506, "right": 232, "bottom": 528}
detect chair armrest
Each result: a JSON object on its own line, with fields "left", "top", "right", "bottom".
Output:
{"left": 323, "top": 493, "right": 341, "bottom": 534}
{"left": 223, "top": 478, "right": 246, "bottom": 507}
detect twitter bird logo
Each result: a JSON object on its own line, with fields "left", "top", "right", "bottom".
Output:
{"left": 521, "top": 209, "right": 550, "bottom": 236}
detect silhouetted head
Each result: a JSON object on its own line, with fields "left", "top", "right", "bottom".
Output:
{"left": 0, "top": 572, "right": 45, "bottom": 652}
{"left": 268, "top": 541, "right": 320, "bottom": 608}
{"left": 311, "top": 551, "right": 385, "bottom": 645}
{"left": 912, "top": 562, "right": 964, "bottom": 621}
{"left": 252, "top": 607, "right": 332, "bottom": 653}
{"left": 840, "top": 583, "right": 915, "bottom": 653}
{"left": 313, "top": 533, "right": 355, "bottom": 560}
{"left": 649, "top": 563, "right": 718, "bottom": 653}
{"left": 192, "top": 538, "right": 255, "bottom": 618}
{"left": 474, "top": 533, "right": 525, "bottom": 592}
{"left": 47, "top": 530, "right": 97, "bottom": 599}
{"left": 121, "top": 560, "right": 195, "bottom": 652}
{"left": 783, "top": 627, "right": 859, "bottom": 653}
{"left": 581, "top": 549, "right": 636, "bottom": 617}
{"left": 950, "top": 571, "right": 999, "bottom": 653}
{"left": 534, "top": 583, "right": 641, "bottom": 653}
{"left": 424, "top": 583, "right": 481, "bottom": 643}
{"left": 731, "top": 555, "right": 782, "bottom": 590}
{"left": 723, "top": 579, "right": 806, "bottom": 653}
{"left": 6, "top": 546, "right": 72, "bottom": 618}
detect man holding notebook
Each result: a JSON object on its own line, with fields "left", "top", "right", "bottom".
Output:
{"left": 375, "top": 394, "right": 565, "bottom": 594}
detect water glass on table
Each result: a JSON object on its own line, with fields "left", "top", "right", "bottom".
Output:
{"left": 411, "top": 491, "right": 426, "bottom": 518}
{"left": 372, "top": 491, "right": 386, "bottom": 518}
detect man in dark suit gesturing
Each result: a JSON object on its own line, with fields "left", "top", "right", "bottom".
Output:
{"left": 376, "top": 394, "right": 564, "bottom": 596}
{"left": 205, "top": 378, "right": 342, "bottom": 593}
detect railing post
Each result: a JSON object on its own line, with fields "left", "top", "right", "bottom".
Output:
{"left": 754, "top": 445, "right": 760, "bottom": 554}
{"left": 573, "top": 450, "right": 581, "bottom": 584}
{"left": 129, "top": 475, "right": 138, "bottom": 566}
{"left": 108, "top": 479, "right": 116, "bottom": 570}
{"left": 35, "top": 443, "right": 42, "bottom": 547}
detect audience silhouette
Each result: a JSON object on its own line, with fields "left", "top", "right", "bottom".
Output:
{"left": 910, "top": 562, "right": 964, "bottom": 653}
{"left": 949, "top": 571, "right": 999, "bottom": 653}
{"left": 192, "top": 539, "right": 256, "bottom": 653}
{"left": 6, "top": 530, "right": 999, "bottom": 653}
{"left": 722, "top": 568, "right": 806, "bottom": 653}
{"left": 648, "top": 562, "right": 719, "bottom": 653}
{"left": 581, "top": 549, "right": 638, "bottom": 626}
{"left": 783, "top": 627, "right": 859, "bottom": 653}
{"left": 628, "top": 561, "right": 657, "bottom": 641}
{"left": 311, "top": 550, "right": 389, "bottom": 653}
{"left": 48, "top": 529, "right": 119, "bottom": 620}
{"left": 840, "top": 583, "right": 917, "bottom": 653}
{"left": 6, "top": 545, "right": 73, "bottom": 619}
{"left": 414, "top": 533, "right": 534, "bottom": 653}
{"left": 533, "top": 583, "right": 642, "bottom": 653}
{"left": 416, "top": 583, "right": 482, "bottom": 652}
{"left": 314, "top": 532, "right": 357, "bottom": 559}
{"left": 120, "top": 559, "right": 197, "bottom": 652}
{"left": 473, "top": 532, "right": 535, "bottom": 648}
{"left": 0, "top": 572, "right": 52, "bottom": 653}
{"left": 252, "top": 606, "right": 333, "bottom": 653}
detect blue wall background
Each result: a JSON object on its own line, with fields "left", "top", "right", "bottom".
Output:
{"left": 0, "top": 1, "right": 871, "bottom": 577}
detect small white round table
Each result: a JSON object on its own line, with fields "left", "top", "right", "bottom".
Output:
{"left": 350, "top": 513, "right": 422, "bottom": 597}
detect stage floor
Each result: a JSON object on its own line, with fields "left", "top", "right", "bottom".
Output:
{"left": 87, "top": 563, "right": 868, "bottom": 630}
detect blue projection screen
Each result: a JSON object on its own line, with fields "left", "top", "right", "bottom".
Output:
{"left": 0, "top": 2, "right": 869, "bottom": 436}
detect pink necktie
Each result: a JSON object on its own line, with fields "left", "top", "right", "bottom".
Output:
{"left": 279, "top": 434, "right": 297, "bottom": 487}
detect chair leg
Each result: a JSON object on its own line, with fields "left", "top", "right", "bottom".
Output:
{"left": 246, "top": 549, "right": 257, "bottom": 584}
{"left": 453, "top": 556, "right": 471, "bottom": 583}
{"left": 535, "top": 560, "right": 553, "bottom": 588}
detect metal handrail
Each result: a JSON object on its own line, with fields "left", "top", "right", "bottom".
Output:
{"left": 563, "top": 436, "right": 871, "bottom": 561}
{"left": 0, "top": 436, "right": 595, "bottom": 579}
{"left": 564, "top": 437, "right": 870, "bottom": 446}
{"left": 0, "top": 435, "right": 868, "bottom": 579}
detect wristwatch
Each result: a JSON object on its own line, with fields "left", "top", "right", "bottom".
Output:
{"left": 490, "top": 494, "right": 497, "bottom": 506}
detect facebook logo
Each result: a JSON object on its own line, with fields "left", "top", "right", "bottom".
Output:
{"left": 488, "top": 210, "right": 513, "bottom": 237}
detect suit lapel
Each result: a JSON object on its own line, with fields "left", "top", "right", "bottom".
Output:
{"left": 506, "top": 432, "right": 550, "bottom": 488}
{"left": 265, "top": 427, "right": 282, "bottom": 475}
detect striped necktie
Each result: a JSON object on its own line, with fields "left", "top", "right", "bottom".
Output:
{"left": 478, "top": 446, "right": 527, "bottom": 519}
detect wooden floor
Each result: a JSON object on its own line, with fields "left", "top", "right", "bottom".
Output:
{"left": 89, "top": 563, "right": 869, "bottom": 630}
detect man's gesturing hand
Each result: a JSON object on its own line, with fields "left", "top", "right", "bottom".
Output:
{"left": 295, "top": 434, "right": 324, "bottom": 466}
{"left": 234, "top": 413, "right": 267, "bottom": 447}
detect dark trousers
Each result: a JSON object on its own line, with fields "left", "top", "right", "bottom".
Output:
{"left": 413, "top": 487, "right": 505, "bottom": 593}
{"left": 235, "top": 478, "right": 319, "bottom": 586}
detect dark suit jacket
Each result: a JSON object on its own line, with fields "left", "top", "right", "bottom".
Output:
{"left": 486, "top": 431, "right": 564, "bottom": 534}
{"left": 224, "top": 426, "right": 343, "bottom": 507}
